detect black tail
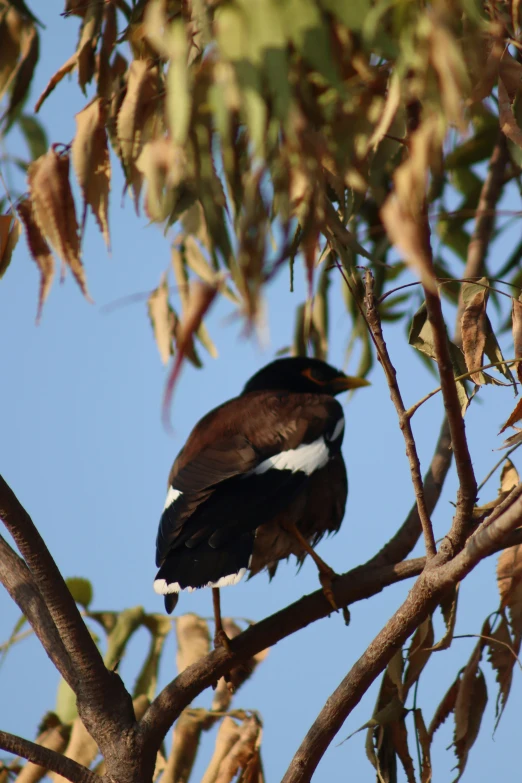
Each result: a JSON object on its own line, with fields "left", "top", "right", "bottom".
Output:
{"left": 155, "top": 531, "right": 254, "bottom": 613}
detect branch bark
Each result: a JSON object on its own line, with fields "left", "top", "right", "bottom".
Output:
{"left": 0, "top": 536, "right": 76, "bottom": 688}
{"left": 281, "top": 482, "right": 522, "bottom": 783}
{"left": 0, "top": 732, "right": 97, "bottom": 783}
{"left": 363, "top": 269, "right": 436, "bottom": 557}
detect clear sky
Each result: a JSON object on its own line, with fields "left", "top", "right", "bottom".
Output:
{"left": 1, "top": 4, "right": 522, "bottom": 781}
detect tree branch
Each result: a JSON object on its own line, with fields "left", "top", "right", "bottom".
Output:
{"left": 363, "top": 269, "right": 437, "bottom": 557}
{"left": 0, "top": 536, "right": 76, "bottom": 689}
{"left": 0, "top": 731, "right": 96, "bottom": 783}
{"left": 0, "top": 477, "right": 137, "bottom": 755}
{"left": 139, "top": 521, "right": 522, "bottom": 748}
{"left": 281, "top": 483, "right": 522, "bottom": 783}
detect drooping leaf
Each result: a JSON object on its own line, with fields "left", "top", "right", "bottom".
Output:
{"left": 460, "top": 279, "right": 489, "bottom": 384}
{"left": 431, "top": 584, "right": 459, "bottom": 651}
{"left": 134, "top": 613, "right": 172, "bottom": 700}
{"left": 72, "top": 97, "right": 111, "bottom": 248}
{"left": 403, "top": 615, "right": 434, "bottom": 695}
{"left": 27, "top": 147, "right": 90, "bottom": 300}
{"left": 2, "top": 24, "right": 39, "bottom": 129}
{"left": 175, "top": 613, "right": 211, "bottom": 674}
{"left": 500, "top": 459, "right": 520, "bottom": 494}
{"left": 452, "top": 647, "right": 488, "bottom": 782}
{"left": 484, "top": 614, "right": 518, "bottom": 727}
{"left": 17, "top": 196, "right": 55, "bottom": 321}
{"left": 428, "top": 674, "right": 460, "bottom": 739}
{"left": 497, "top": 543, "right": 522, "bottom": 641}
{"left": 499, "top": 398, "right": 522, "bottom": 435}
{"left": 34, "top": 52, "right": 77, "bottom": 113}
{"left": 148, "top": 272, "right": 176, "bottom": 365}
{"left": 499, "top": 77, "right": 522, "bottom": 149}
{"left": 0, "top": 214, "right": 20, "bottom": 279}
{"left": 104, "top": 606, "right": 146, "bottom": 671}
{"left": 414, "top": 709, "right": 432, "bottom": 783}
{"left": 512, "top": 296, "right": 522, "bottom": 384}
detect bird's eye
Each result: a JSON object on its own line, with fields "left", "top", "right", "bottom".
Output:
{"left": 302, "top": 367, "right": 327, "bottom": 385}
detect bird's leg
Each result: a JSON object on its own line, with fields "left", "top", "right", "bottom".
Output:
{"left": 212, "top": 587, "right": 232, "bottom": 651}
{"left": 285, "top": 521, "right": 339, "bottom": 612}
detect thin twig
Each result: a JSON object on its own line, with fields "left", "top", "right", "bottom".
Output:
{"left": 363, "top": 269, "right": 437, "bottom": 557}
{"left": 0, "top": 731, "right": 96, "bottom": 783}
{"left": 405, "top": 358, "right": 522, "bottom": 419}
{"left": 477, "top": 441, "right": 522, "bottom": 493}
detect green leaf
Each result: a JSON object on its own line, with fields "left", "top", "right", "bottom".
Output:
{"left": 133, "top": 614, "right": 172, "bottom": 700}
{"left": 409, "top": 303, "right": 470, "bottom": 413}
{"left": 55, "top": 678, "right": 78, "bottom": 724}
{"left": 319, "top": 0, "right": 370, "bottom": 30}
{"left": 166, "top": 20, "right": 191, "bottom": 145}
{"left": 0, "top": 613, "right": 28, "bottom": 668}
{"left": 18, "top": 114, "right": 48, "bottom": 160}
{"left": 66, "top": 577, "right": 93, "bottom": 609}
{"left": 104, "top": 606, "right": 145, "bottom": 671}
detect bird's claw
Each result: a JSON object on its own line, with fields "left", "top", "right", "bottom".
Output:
{"left": 319, "top": 567, "right": 339, "bottom": 613}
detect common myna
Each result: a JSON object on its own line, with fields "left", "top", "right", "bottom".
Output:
{"left": 154, "top": 356, "right": 368, "bottom": 643}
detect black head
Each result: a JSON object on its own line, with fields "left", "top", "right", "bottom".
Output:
{"left": 241, "top": 357, "right": 370, "bottom": 397}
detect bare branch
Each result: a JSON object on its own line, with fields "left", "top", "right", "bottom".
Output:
{"left": 364, "top": 270, "right": 436, "bottom": 557}
{"left": 0, "top": 731, "right": 96, "bottom": 783}
{"left": 281, "top": 484, "right": 522, "bottom": 783}
{"left": 15, "top": 723, "right": 70, "bottom": 783}
{"left": 0, "top": 536, "right": 76, "bottom": 688}
{"left": 0, "top": 477, "right": 137, "bottom": 754}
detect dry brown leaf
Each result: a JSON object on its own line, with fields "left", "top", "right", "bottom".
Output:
{"left": 499, "top": 77, "right": 522, "bottom": 149}
{"left": 136, "top": 138, "right": 187, "bottom": 222}
{"left": 484, "top": 614, "right": 517, "bottom": 726}
{"left": 201, "top": 717, "right": 241, "bottom": 783}
{"left": 381, "top": 195, "right": 437, "bottom": 292}
{"left": 212, "top": 619, "right": 269, "bottom": 713}
{"left": 34, "top": 53, "right": 77, "bottom": 113}
{"left": 175, "top": 613, "right": 211, "bottom": 673}
{"left": 214, "top": 715, "right": 261, "bottom": 783}
{"left": 460, "top": 280, "right": 489, "bottom": 384}
{"left": 389, "top": 716, "right": 416, "bottom": 783}
{"left": 497, "top": 543, "right": 522, "bottom": 640}
{"left": 72, "top": 97, "right": 111, "bottom": 248}
{"left": 163, "top": 709, "right": 209, "bottom": 783}
{"left": 500, "top": 459, "right": 520, "bottom": 494}
{"left": 17, "top": 197, "right": 55, "bottom": 322}
{"left": 414, "top": 709, "right": 432, "bottom": 783}
{"left": 469, "top": 32, "right": 503, "bottom": 104}
{"left": 429, "top": 19, "right": 468, "bottom": 131}
{"left": 0, "top": 6, "right": 23, "bottom": 101}
{"left": 162, "top": 281, "right": 218, "bottom": 427}
{"left": 369, "top": 71, "right": 401, "bottom": 149}
{"left": 428, "top": 674, "right": 460, "bottom": 739}
{"left": 3, "top": 23, "right": 38, "bottom": 126}
{"left": 148, "top": 272, "right": 175, "bottom": 364}
{"left": 76, "top": 0, "right": 103, "bottom": 91}
{"left": 453, "top": 646, "right": 487, "bottom": 781}
{"left": 117, "top": 59, "right": 161, "bottom": 205}
{"left": 0, "top": 216, "right": 21, "bottom": 279}
{"left": 28, "top": 148, "right": 89, "bottom": 300}
{"left": 96, "top": 2, "right": 117, "bottom": 99}
{"left": 431, "top": 584, "right": 459, "bottom": 652}
{"left": 499, "top": 397, "right": 522, "bottom": 434}
{"left": 0, "top": 214, "right": 13, "bottom": 266}
{"left": 403, "top": 615, "right": 434, "bottom": 695}
{"left": 512, "top": 297, "right": 522, "bottom": 384}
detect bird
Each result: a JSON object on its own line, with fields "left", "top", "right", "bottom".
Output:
{"left": 153, "top": 356, "right": 369, "bottom": 645}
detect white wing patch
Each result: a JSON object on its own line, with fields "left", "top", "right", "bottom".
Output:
{"left": 251, "top": 435, "right": 330, "bottom": 477}
{"left": 164, "top": 486, "right": 182, "bottom": 510}
{"left": 153, "top": 568, "right": 247, "bottom": 595}
{"left": 329, "top": 416, "right": 345, "bottom": 443}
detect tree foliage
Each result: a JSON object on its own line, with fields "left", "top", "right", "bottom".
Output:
{"left": 3, "top": 0, "right": 522, "bottom": 781}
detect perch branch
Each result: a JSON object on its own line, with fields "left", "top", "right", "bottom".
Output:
{"left": 281, "top": 482, "right": 522, "bottom": 783}
{"left": 0, "top": 731, "right": 96, "bottom": 783}
{"left": 139, "top": 518, "right": 522, "bottom": 748}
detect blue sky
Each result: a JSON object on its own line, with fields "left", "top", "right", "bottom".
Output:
{"left": 1, "top": 4, "right": 522, "bottom": 781}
